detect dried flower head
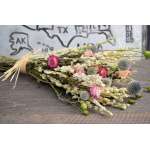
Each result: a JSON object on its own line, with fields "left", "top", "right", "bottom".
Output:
{"left": 118, "top": 59, "right": 130, "bottom": 70}
{"left": 80, "top": 90, "right": 90, "bottom": 101}
{"left": 127, "top": 81, "right": 142, "bottom": 95}
{"left": 48, "top": 55, "right": 59, "bottom": 69}
{"left": 89, "top": 85, "right": 102, "bottom": 99}
{"left": 98, "top": 67, "right": 109, "bottom": 78}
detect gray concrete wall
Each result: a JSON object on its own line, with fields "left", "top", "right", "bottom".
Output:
{"left": 0, "top": 25, "right": 142, "bottom": 57}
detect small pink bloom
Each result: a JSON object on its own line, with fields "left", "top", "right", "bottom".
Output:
{"left": 73, "top": 64, "right": 85, "bottom": 77}
{"left": 89, "top": 85, "right": 101, "bottom": 99}
{"left": 83, "top": 50, "right": 94, "bottom": 57}
{"left": 48, "top": 55, "right": 59, "bottom": 69}
{"left": 73, "top": 72, "right": 85, "bottom": 77}
{"left": 98, "top": 67, "right": 108, "bottom": 78}
{"left": 74, "top": 64, "right": 85, "bottom": 74}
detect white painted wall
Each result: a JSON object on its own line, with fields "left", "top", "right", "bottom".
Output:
{"left": 0, "top": 25, "right": 142, "bottom": 57}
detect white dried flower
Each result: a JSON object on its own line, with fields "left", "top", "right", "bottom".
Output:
{"left": 80, "top": 90, "right": 90, "bottom": 101}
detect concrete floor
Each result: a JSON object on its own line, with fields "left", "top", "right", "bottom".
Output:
{"left": 0, "top": 59, "right": 150, "bottom": 123}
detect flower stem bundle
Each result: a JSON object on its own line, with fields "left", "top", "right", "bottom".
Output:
{"left": 0, "top": 46, "right": 142, "bottom": 117}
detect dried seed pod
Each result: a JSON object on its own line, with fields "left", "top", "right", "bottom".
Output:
{"left": 85, "top": 101, "right": 93, "bottom": 109}
{"left": 127, "top": 81, "right": 142, "bottom": 95}
{"left": 113, "top": 103, "right": 128, "bottom": 110}
{"left": 118, "top": 59, "right": 130, "bottom": 70}
{"left": 80, "top": 101, "right": 88, "bottom": 110}
{"left": 80, "top": 90, "right": 90, "bottom": 101}
{"left": 102, "top": 78, "right": 112, "bottom": 86}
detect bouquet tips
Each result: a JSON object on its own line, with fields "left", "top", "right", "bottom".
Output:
{"left": 0, "top": 45, "right": 143, "bottom": 117}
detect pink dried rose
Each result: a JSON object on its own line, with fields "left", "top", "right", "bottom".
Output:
{"left": 48, "top": 55, "right": 59, "bottom": 69}
{"left": 98, "top": 67, "right": 108, "bottom": 78}
{"left": 89, "top": 85, "right": 101, "bottom": 99}
{"left": 83, "top": 50, "right": 94, "bottom": 57}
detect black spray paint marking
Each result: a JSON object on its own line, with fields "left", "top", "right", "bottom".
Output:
{"left": 9, "top": 32, "right": 33, "bottom": 55}
{"left": 23, "top": 25, "right": 115, "bottom": 48}
{"left": 126, "top": 25, "right": 134, "bottom": 43}
{"left": 37, "top": 41, "right": 54, "bottom": 52}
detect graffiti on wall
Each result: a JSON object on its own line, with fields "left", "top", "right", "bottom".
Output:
{"left": 9, "top": 32, "right": 33, "bottom": 55}
{"left": 23, "top": 25, "right": 114, "bottom": 47}
{"left": 8, "top": 25, "right": 136, "bottom": 56}
{"left": 9, "top": 25, "right": 116, "bottom": 55}
{"left": 126, "top": 25, "right": 134, "bottom": 43}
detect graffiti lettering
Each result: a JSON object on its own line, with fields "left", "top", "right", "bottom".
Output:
{"left": 9, "top": 32, "right": 32, "bottom": 55}
{"left": 23, "top": 25, "right": 115, "bottom": 48}
{"left": 126, "top": 25, "right": 134, "bottom": 43}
